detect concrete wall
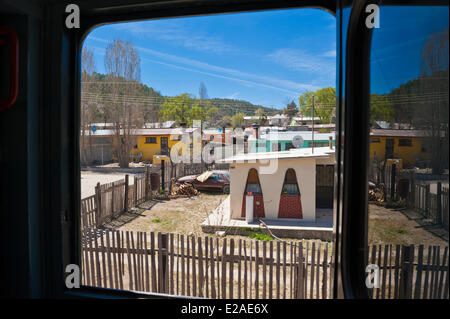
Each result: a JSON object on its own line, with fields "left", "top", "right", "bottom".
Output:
{"left": 229, "top": 158, "right": 319, "bottom": 221}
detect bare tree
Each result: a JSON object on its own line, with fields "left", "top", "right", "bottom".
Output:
{"left": 104, "top": 39, "right": 142, "bottom": 168}
{"left": 419, "top": 28, "right": 449, "bottom": 174}
{"left": 81, "top": 47, "right": 96, "bottom": 165}
{"left": 199, "top": 82, "right": 209, "bottom": 100}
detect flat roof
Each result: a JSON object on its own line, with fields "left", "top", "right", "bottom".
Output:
{"left": 220, "top": 147, "right": 335, "bottom": 163}
{"left": 134, "top": 128, "right": 199, "bottom": 135}
{"left": 248, "top": 131, "right": 335, "bottom": 141}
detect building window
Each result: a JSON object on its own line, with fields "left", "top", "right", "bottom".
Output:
{"left": 145, "top": 136, "right": 157, "bottom": 144}
{"left": 244, "top": 168, "right": 262, "bottom": 194}
{"left": 398, "top": 139, "right": 412, "bottom": 146}
{"left": 281, "top": 168, "right": 300, "bottom": 195}
{"left": 370, "top": 137, "right": 380, "bottom": 143}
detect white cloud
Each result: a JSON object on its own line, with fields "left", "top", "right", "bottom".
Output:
{"left": 88, "top": 36, "right": 318, "bottom": 95}
{"left": 267, "top": 48, "right": 335, "bottom": 74}
{"left": 110, "top": 21, "right": 234, "bottom": 54}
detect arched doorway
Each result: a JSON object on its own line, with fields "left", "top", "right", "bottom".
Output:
{"left": 241, "top": 168, "right": 265, "bottom": 218}
{"left": 278, "top": 168, "right": 303, "bottom": 218}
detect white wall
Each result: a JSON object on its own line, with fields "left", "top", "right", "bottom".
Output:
{"left": 229, "top": 157, "right": 320, "bottom": 221}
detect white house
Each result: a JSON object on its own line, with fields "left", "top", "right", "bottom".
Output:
{"left": 220, "top": 146, "right": 335, "bottom": 222}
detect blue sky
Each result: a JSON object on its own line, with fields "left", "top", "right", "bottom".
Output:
{"left": 83, "top": 8, "right": 336, "bottom": 109}
{"left": 370, "top": 6, "right": 449, "bottom": 94}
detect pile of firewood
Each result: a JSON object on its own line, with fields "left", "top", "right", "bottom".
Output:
{"left": 369, "top": 184, "right": 385, "bottom": 203}
{"left": 171, "top": 183, "right": 199, "bottom": 196}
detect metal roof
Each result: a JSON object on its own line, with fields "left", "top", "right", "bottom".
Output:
{"left": 370, "top": 129, "right": 430, "bottom": 137}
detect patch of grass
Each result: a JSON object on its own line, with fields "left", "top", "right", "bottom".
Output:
{"left": 249, "top": 232, "right": 273, "bottom": 241}
{"left": 245, "top": 227, "right": 273, "bottom": 241}
{"left": 152, "top": 218, "right": 162, "bottom": 223}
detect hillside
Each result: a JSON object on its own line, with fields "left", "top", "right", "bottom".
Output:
{"left": 81, "top": 72, "right": 279, "bottom": 126}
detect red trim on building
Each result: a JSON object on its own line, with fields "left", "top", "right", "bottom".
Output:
{"left": 241, "top": 194, "right": 265, "bottom": 218}
{"left": 278, "top": 195, "right": 303, "bottom": 219}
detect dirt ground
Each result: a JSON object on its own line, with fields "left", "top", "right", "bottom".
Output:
{"left": 368, "top": 203, "right": 448, "bottom": 246}
{"left": 105, "top": 192, "right": 228, "bottom": 236}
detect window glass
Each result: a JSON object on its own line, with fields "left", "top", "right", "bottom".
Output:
{"left": 145, "top": 136, "right": 157, "bottom": 144}
{"left": 80, "top": 7, "right": 336, "bottom": 299}
{"left": 367, "top": 5, "right": 449, "bottom": 299}
{"left": 281, "top": 169, "right": 300, "bottom": 195}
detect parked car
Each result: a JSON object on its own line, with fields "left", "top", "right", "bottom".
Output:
{"left": 177, "top": 170, "right": 230, "bottom": 194}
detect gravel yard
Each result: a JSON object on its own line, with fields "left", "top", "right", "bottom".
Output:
{"left": 81, "top": 170, "right": 140, "bottom": 198}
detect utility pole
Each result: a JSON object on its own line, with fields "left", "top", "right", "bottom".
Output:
{"left": 312, "top": 95, "right": 315, "bottom": 154}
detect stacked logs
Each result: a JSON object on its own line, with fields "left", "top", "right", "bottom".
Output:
{"left": 171, "top": 183, "right": 199, "bottom": 196}
{"left": 369, "top": 183, "right": 385, "bottom": 203}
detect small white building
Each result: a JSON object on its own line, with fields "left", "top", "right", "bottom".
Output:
{"left": 221, "top": 146, "right": 335, "bottom": 222}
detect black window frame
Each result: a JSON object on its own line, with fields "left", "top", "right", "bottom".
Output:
{"left": 145, "top": 136, "right": 157, "bottom": 144}
{"left": 398, "top": 138, "right": 412, "bottom": 147}
{"left": 17, "top": 0, "right": 444, "bottom": 300}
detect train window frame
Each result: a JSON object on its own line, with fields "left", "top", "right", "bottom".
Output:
{"left": 16, "top": 0, "right": 443, "bottom": 299}
{"left": 45, "top": 0, "right": 358, "bottom": 299}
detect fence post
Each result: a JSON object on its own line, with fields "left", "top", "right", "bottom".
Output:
{"left": 145, "top": 166, "right": 150, "bottom": 200}
{"left": 158, "top": 232, "right": 168, "bottom": 293}
{"left": 436, "top": 182, "right": 442, "bottom": 225}
{"left": 390, "top": 163, "right": 396, "bottom": 200}
{"left": 425, "top": 184, "right": 431, "bottom": 219}
{"left": 399, "top": 245, "right": 414, "bottom": 299}
{"left": 409, "top": 171, "right": 415, "bottom": 208}
{"left": 134, "top": 175, "right": 138, "bottom": 206}
{"left": 95, "top": 182, "right": 101, "bottom": 227}
{"left": 161, "top": 160, "right": 165, "bottom": 193}
{"left": 124, "top": 174, "right": 129, "bottom": 213}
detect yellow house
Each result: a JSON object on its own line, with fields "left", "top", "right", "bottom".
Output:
{"left": 130, "top": 128, "right": 200, "bottom": 162}
{"left": 369, "top": 129, "right": 432, "bottom": 168}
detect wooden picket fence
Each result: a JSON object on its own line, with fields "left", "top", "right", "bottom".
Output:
{"left": 80, "top": 229, "right": 450, "bottom": 299}
{"left": 81, "top": 170, "right": 152, "bottom": 231}
{"left": 368, "top": 244, "right": 449, "bottom": 299}
{"left": 81, "top": 229, "right": 334, "bottom": 299}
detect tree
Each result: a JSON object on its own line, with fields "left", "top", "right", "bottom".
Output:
{"left": 103, "top": 39, "right": 142, "bottom": 168}
{"left": 298, "top": 87, "right": 336, "bottom": 124}
{"left": 199, "top": 82, "right": 209, "bottom": 100}
{"left": 283, "top": 100, "right": 298, "bottom": 122}
{"left": 160, "top": 93, "right": 218, "bottom": 126}
{"left": 370, "top": 93, "right": 394, "bottom": 126}
{"left": 255, "top": 107, "right": 268, "bottom": 125}
{"left": 418, "top": 27, "right": 449, "bottom": 173}
{"left": 231, "top": 112, "right": 245, "bottom": 128}
{"left": 216, "top": 115, "right": 232, "bottom": 128}
{"left": 81, "top": 47, "right": 97, "bottom": 165}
